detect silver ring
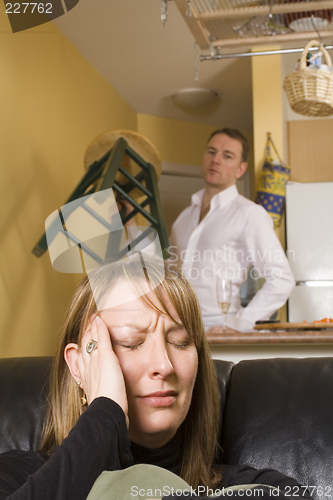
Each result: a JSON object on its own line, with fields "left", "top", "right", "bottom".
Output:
{"left": 86, "top": 339, "right": 98, "bottom": 354}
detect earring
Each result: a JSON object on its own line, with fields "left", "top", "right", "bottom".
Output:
{"left": 77, "top": 380, "right": 87, "bottom": 405}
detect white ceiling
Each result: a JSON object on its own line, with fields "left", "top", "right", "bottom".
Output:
{"left": 53, "top": 0, "right": 254, "bottom": 131}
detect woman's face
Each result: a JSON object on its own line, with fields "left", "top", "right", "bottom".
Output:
{"left": 99, "top": 280, "right": 198, "bottom": 448}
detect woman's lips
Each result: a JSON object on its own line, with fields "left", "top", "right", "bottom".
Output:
{"left": 140, "top": 391, "right": 177, "bottom": 407}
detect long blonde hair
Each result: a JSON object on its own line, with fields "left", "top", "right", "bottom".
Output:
{"left": 40, "top": 257, "right": 221, "bottom": 489}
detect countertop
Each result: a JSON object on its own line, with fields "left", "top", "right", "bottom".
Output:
{"left": 206, "top": 326, "right": 333, "bottom": 345}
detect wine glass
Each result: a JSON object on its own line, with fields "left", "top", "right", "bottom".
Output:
{"left": 216, "top": 278, "right": 232, "bottom": 333}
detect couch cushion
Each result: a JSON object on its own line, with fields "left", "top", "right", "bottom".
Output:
{"left": 221, "top": 357, "right": 333, "bottom": 498}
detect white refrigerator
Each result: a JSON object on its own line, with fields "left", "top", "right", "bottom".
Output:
{"left": 286, "top": 181, "right": 333, "bottom": 322}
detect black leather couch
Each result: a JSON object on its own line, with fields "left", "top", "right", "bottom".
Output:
{"left": 0, "top": 356, "right": 332, "bottom": 500}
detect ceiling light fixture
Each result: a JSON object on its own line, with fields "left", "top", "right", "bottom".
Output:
{"left": 172, "top": 88, "right": 219, "bottom": 108}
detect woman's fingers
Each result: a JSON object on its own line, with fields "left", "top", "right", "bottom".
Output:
{"left": 93, "top": 316, "right": 113, "bottom": 354}
{"left": 79, "top": 315, "right": 129, "bottom": 425}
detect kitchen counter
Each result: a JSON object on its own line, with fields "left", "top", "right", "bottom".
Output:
{"left": 207, "top": 326, "right": 333, "bottom": 363}
{"left": 207, "top": 327, "right": 333, "bottom": 345}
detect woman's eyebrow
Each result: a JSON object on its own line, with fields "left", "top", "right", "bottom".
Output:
{"left": 167, "top": 324, "right": 187, "bottom": 333}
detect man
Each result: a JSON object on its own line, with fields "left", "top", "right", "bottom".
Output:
{"left": 168, "top": 128, "right": 295, "bottom": 332}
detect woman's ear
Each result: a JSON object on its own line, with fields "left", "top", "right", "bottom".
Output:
{"left": 64, "top": 343, "right": 81, "bottom": 383}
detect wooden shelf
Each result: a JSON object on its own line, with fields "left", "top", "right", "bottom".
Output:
{"left": 174, "top": 0, "right": 333, "bottom": 50}
{"left": 196, "top": 1, "right": 333, "bottom": 20}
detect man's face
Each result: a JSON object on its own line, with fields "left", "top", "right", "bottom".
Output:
{"left": 202, "top": 133, "right": 247, "bottom": 191}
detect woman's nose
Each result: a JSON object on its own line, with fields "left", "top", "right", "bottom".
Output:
{"left": 148, "top": 339, "right": 174, "bottom": 379}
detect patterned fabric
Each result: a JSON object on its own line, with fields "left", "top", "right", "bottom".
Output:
{"left": 255, "top": 135, "right": 290, "bottom": 228}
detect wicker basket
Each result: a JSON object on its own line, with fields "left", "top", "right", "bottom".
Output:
{"left": 283, "top": 39, "right": 333, "bottom": 117}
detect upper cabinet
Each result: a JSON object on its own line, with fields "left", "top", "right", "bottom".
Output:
{"left": 287, "top": 118, "right": 333, "bottom": 182}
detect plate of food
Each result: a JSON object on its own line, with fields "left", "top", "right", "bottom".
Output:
{"left": 254, "top": 318, "right": 333, "bottom": 330}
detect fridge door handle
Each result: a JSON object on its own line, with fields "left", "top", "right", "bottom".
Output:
{"left": 296, "top": 281, "right": 333, "bottom": 287}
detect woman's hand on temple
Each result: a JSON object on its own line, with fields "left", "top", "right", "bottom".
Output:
{"left": 78, "top": 316, "right": 129, "bottom": 427}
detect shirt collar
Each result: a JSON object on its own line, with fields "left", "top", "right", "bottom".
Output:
{"left": 191, "top": 184, "right": 239, "bottom": 209}
{"left": 191, "top": 189, "right": 205, "bottom": 206}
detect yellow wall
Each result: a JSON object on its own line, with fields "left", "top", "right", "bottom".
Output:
{"left": 0, "top": 10, "right": 137, "bottom": 358}
{"left": 251, "top": 48, "right": 286, "bottom": 245}
{"left": 251, "top": 49, "right": 287, "bottom": 321}
{"left": 137, "top": 114, "right": 217, "bottom": 166}
{"left": 252, "top": 49, "right": 284, "bottom": 185}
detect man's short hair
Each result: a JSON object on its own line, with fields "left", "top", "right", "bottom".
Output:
{"left": 207, "top": 128, "right": 249, "bottom": 163}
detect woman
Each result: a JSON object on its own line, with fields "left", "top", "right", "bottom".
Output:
{"left": 0, "top": 257, "right": 311, "bottom": 500}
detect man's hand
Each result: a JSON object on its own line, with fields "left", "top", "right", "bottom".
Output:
{"left": 117, "top": 198, "right": 136, "bottom": 227}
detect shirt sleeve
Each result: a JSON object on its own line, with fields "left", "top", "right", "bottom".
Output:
{"left": 221, "top": 464, "right": 312, "bottom": 498}
{"left": 0, "top": 397, "right": 133, "bottom": 500}
{"left": 162, "top": 464, "right": 313, "bottom": 500}
{"left": 228, "top": 204, "right": 295, "bottom": 329}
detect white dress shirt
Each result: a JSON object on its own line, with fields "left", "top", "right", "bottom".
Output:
{"left": 169, "top": 185, "right": 295, "bottom": 331}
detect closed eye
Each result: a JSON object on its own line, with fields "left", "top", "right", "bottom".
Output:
{"left": 119, "top": 341, "right": 144, "bottom": 351}
{"left": 168, "top": 340, "right": 191, "bottom": 350}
